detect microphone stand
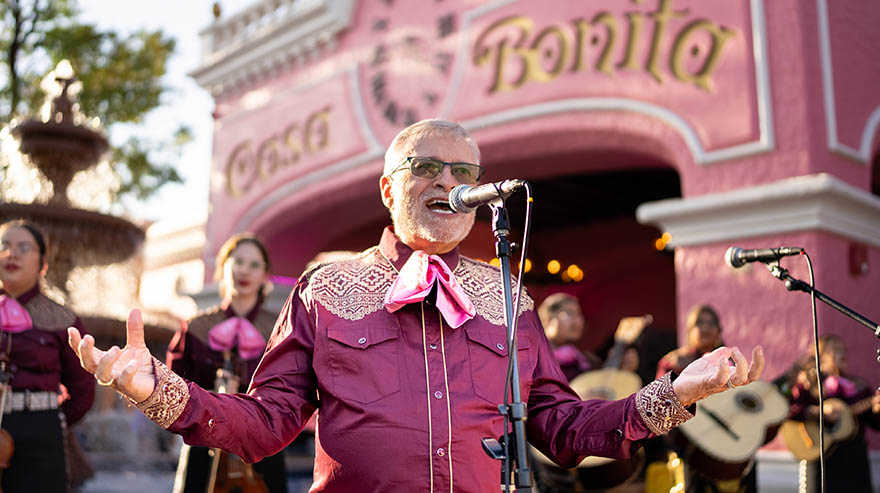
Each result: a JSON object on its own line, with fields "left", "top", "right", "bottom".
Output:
{"left": 765, "top": 261, "right": 880, "bottom": 346}
{"left": 480, "top": 200, "right": 532, "bottom": 492}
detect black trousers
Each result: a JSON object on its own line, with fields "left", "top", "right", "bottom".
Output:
{"left": 182, "top": 446, "right": 288, "bottom": 493}
{"left": 1, "top": 410, "right": 68, "bottom": 493}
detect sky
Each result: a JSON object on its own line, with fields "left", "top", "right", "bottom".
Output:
{"left": 78, "top": 0, "right": 254, "bottom": 224}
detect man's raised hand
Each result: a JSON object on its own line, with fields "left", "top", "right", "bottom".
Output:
{"left": 672, "top": 346, "right": 765, "bottom": 407}
{"left": 68, "top": 309, "right": 156, "bottom": 403}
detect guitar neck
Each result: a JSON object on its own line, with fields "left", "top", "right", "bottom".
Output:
{"left": 849, "top": 396, "right": 875, "bottom": 416}
{"left": 604, "top": 343, "right": 625, "bottom": 369}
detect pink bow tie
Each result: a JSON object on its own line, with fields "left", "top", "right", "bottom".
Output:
{"left": 0, "top": 295, "right": 32, "bottom": 333}
{"left": 384, "top": 251, "right": 476, "bottom": 328}
{"left": 208, "top": 317, "right": 267, "bottom": 360}
{"left": 824, "top": 375, "right": 859, "bottom": 399}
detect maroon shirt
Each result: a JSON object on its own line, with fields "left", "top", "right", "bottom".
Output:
{"left": 163, "top": 228, "right": 680, "bottom": 492}
{"left": 1, "top": 286, "right": 95, "bottom": 424}
{"left": 167, "top": 302, "right": 277, "bottom": 391}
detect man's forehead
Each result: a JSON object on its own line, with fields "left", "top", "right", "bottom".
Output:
{"left": 407, "top": 134, "right": 479, "bottom": 162}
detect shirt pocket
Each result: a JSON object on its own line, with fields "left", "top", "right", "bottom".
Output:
{"left": 326, "top": 324, "right": 401, "bottom": 404}
{"left": 465, "top": 327, "right": 532, "bottom": 405}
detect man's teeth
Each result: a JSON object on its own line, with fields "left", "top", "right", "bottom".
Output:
{"left": 427, "top": 199, "right": 455, "bottom": 214}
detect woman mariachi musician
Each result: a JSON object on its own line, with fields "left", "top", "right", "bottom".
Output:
{"left": 656, "top": 304, "right": 758, "bottom": 493}
{"left": 167, "top": 234, "right": 286, "bottom": 493}
{"left": 0, "top": 219, "right": 96, "bottom": 492}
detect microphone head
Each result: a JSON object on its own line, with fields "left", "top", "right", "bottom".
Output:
{"left": 448, "top": 184, "right": 475, "bottom": 214}
{"left": 724, "top": 246, "right": 745, "bottom": 268}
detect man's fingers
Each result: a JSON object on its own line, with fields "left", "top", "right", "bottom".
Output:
{"left": 68, "top": 327, "right": 82, "bottom": 356}
{"left": 704, "top": 346, "right": 732, "bottom": 364}
{"left": 730, "top": 347, "right": 749, "bottom": 386}
{"left": 712, "top": 357, "right": 729, "bottom": 389}
{"left": 126, "top": 309, "right": 146, "bottom": 349}
{"left": 116, "top": 360, "right": 138, "bottom": 390}
{"left": 77, "top": 334, "right": 100, "bottom": 373}
{"left": 748, "top": 346, "right": 765, "bottom": 382}
{"left": 95, "top": 346, "right": 121, "bottom": 384}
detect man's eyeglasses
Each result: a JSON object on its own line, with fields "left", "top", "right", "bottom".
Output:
{"left": 390, "top": 156, "right": 484, "bottom": 185}
{"left": 0, "top": 242, "right": 38, "bottom": 256}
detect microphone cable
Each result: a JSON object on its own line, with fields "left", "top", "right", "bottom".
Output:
{"left": 500, "top": 181, "right": 533, "bottom": 491}
{"left": 803, "top": 252, "right": 826, "bottom": 493}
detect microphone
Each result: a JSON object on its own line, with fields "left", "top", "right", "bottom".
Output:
{"left": 448, "top": 179, "right": 525, "bottom": 213}
{"left": 725, "top": 246, "right": 805, "bottom": 268}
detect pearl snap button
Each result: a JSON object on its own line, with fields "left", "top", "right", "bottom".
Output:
{"left": 496, "top": 343, "right": 504, "bottom": 350}
{"left": 434, "top": 391, "right": 443, "bottom": 399}
{"left": 358, "top": 337, "right": 367, "bottom": 344}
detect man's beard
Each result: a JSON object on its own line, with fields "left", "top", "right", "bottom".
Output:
{"left": 390, "top": 185, "right": 474, "bottom": 249}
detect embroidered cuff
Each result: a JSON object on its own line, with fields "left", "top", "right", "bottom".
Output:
{"left": 134, "top": 357, "right": 190, "bottom": 429}
{"left": 635, "top": 372, "right": 694, "bottom": 435}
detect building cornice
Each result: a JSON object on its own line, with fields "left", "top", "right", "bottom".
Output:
{"left": 636, "top": 174, "right": 880, "bottom": 247}
{"left": 189, "top": 0, "right": 356, "bottom": 96}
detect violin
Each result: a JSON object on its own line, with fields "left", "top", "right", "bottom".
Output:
{"left": 205, "top": 351, "right": 267, "bottom": 493}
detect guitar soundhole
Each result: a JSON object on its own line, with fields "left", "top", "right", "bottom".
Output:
{"left": 734, "top": 392, "right": 763, "bottom": 413}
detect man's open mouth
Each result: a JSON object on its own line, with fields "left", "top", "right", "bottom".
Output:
{"left": 426, "top": 198, "right": 455, "bottom": 214}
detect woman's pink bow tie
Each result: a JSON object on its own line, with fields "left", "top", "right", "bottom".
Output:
{"left": 384, "top": 251, "right": 476, "bottom": 328}
{"left": 208, "top": 317, "right": 267, "bottom": 360}
{"left": 0, "top": 295, "right": 32, "bottom": 333}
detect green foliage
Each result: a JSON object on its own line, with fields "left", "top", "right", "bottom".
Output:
{"left": 0, "top": 0, "right": 189, "bottom": 205}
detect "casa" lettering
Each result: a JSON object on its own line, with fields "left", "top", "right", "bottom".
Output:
{"left": 225, "top": 106, "right": 332, "bottom": 197}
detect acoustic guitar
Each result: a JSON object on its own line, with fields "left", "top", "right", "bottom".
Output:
{"left": 568, "top": 315, "right": 650, "bottom": 401}
{"left": 779, "top": 395, "right": 875, "bottom": 461}
{"left": 530, "top": 316, "right": 652, "bottom": 491}
{"left": 676, "top": 380, "right": 789, "bottom": 480}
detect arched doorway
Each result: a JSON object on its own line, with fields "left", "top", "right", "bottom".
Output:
{"left": 459, "top": 146, "right": 683, "bottom": 384}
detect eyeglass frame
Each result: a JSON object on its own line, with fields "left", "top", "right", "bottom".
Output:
{"left": 0, "top": 241, "right": 39, "bottom": 256}
{"left": 389, "top": 156, "right": 485, "bottom": 185}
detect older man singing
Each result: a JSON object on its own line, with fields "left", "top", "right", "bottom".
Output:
{"left": 68, "top": 119, "right": 764, "bottom": 492}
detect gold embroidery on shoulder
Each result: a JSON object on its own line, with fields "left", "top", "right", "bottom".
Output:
{"left": 24, "top": 294, "right": 77, "bottom": 330}
{"left": 306, "top": 248, "right": 396, "bottom": 321}
{"left": 455, "top": 257, "right": 534, "bottom": 326}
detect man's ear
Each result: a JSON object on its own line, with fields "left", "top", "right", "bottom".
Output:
{"left": 380, "top": 175, "right": 393, "bottom": 209}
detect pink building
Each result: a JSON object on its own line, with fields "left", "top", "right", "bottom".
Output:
{"left": 190, "top": 0, "right": 880, "bottom": 480}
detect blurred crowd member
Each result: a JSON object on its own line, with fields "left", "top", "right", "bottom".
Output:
{"left": 166, "top": 234, "right": 287, "bottom": 493}
{"left": 537, "top": 293, "right": 600, "bottom": 382}
{"left": 0, "top": 219, "right": 95, "bottom": 492}
{"left": 787, "top": 334, "right": 880, "bottom": 493}
{"left": 656, "top": 305, "right": 723, "bottom": 377}
{"left": 657, "top": 304, "right": 756, "bottom": 493}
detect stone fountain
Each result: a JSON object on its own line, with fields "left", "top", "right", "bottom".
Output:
{"left": 4, "top": 62, "right": 179, "bottom": 475}
{"left": 5, "top": 62, "right": 146, "bottom": 335}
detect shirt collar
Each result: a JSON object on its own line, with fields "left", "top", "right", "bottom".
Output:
{"left": 0, "top": 284, "right": 41, "bottom": 305}
{"left": 378, "top": 226, "right": 460, "bottom": 273}
{"left": 221, "top": 298, "right": 262, "bottom": 322}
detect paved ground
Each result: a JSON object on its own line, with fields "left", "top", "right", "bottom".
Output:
{"left": 78, "top": 470, "right": 313, "bottom": 493}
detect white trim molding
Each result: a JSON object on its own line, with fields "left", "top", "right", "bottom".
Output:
{"left": 190, "top": 0, "right": 355, "bottom": 95}
{"left": 636, "top": 173, "right": 880, "bottom": 247}
{"left": 445, "top": 0, "right": 774, "bottom": 166}
{"left": 817, "top": 0, "right": 880, "bottom": 163}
